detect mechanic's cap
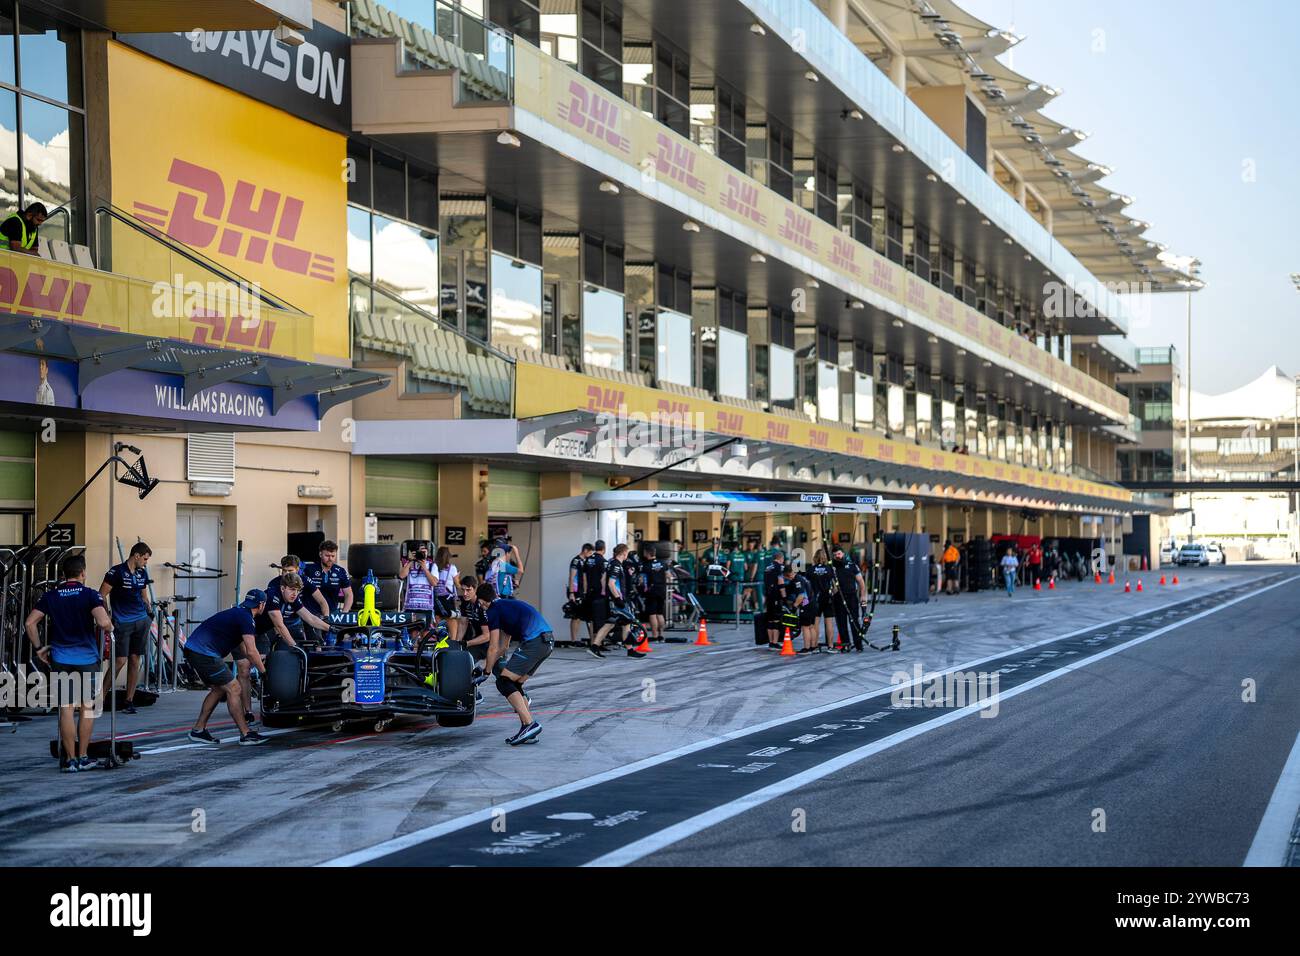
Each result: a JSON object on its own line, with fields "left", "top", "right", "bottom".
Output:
{"left": 241, "top": 588, "right": 268, "bottom": 609}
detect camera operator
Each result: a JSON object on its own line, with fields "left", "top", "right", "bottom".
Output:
{"left": 399, "top": 544, "right": 437, "bottom": 647}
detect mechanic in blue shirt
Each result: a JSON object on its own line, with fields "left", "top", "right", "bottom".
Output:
{"left": 99, "top": 541, "right": 153, "bottom": 715}
{"left": 236, "top": 570, "right": 330, "bottom": 726}
{"left": 184, "top": 590, "right": 269, "bottom": 746}
{"left": 479, "top": 586, "right": 553, "bottom": 746}
{"left": 299, "top": 540, "right": 353, "bottom": 614}
{"left": 25, "top": 555, "right": 115, "bottom": 772}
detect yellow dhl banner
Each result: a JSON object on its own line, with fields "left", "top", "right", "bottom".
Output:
{"left": 107, "top": 42, "right": 348, "bottom": 359}
{"left": 514, "top": 362, "right": 1131, "bottom": 504}
{"left": 0, "top": 250, "right": 312, "bottom": 360}
{"left": 513, "top": 42, "right": 1129, "bottom": 422}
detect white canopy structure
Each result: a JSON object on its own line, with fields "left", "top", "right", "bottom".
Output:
{"left": 584, "top": 490, "right": 915, "bottom": 514}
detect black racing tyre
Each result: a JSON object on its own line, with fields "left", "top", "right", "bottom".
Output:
{"left": 265, "top": 647, "right": 306, "bottom": 706}
{"left": 375, "top": 576, "right": 403, "bottom": 609}
{"left": 435, "top": 648, "right": 474, "bottom": 707}
{"left": 436, "top": 713, "right": 474, "bottom": 728}
{"left": 348, "top": 543, "right": 401, "bottom": 578}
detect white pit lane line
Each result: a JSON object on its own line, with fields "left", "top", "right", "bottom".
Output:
{"left": 587, "top": 572, "right": 1300, "bottom": 867}
{"left": 1244, "top": 726, "right": 1300, "bottom": 866}
{"left": 321, "top": 574, "right": 1292, "bottom": 868}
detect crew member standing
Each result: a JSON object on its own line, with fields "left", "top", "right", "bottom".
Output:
{"left": 25, "top": 555, "right": 114, "bottom": 771}
{"left": 566, "top": 543, "right": 592, "bottom": 646}
{"left": 100, "top": 542, "right": 153, "bottom": 714}
{"left": 941, "top": 540, "right": 961, "bottom": 596}
{"left": 762, "top": 549, "right": 787, "bottom": 649}
{"left": 641, "top": 545, "right": 670, "bottom": 642}
{"left": 582, "top": 540, "right": 608, "bottom": 656}
{"left": 831, "top": 545, "right": 868, "bottom": 652}
{"left": 300, "top": 541, "right": 353, "bottom": 614}
{"left": 807, "top": 549, "right": 837, "bottom": 648}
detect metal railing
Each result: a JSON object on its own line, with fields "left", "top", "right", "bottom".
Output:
{"left": 1, "top": 544, "right": 87, "bottom": 723}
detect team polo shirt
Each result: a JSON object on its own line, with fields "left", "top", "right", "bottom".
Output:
{"left": 187, "top": 606, "right": 257, "bottom": 659}
{"left": 300, "top": 561, "right": 351, "bottom": 612}
{"left": 259, "top": 578, "right": 307, "bottom": 632}
{"left": 102, "top": 561, "right": 151, "bottom": 624}
{"left": 486, "top": 599, "right": 551, "bottom": 643}
{"left": 35, "top": 582, "right": 104, "bottom": 666}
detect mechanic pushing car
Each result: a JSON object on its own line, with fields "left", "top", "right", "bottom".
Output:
{"left": 478, "top": 584, "right": 553, "bottom": 746}
{"left": 185, "top": 590, "right": 271, "bottom": 746}
{"left": 300, "top": 540, "right": 354, "bottom": 614}
{"left": 236, "top": 571, "right": 330, "bottom": 727}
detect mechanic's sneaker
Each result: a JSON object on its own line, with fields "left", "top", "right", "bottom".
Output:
{"left": 77, "top": 755, "right": 97, "bottom": 771}
{"left": 188, "top": 728, "right": 220, "bottom": 744}
{"left": 506, "top": 722, "right": 541, "bottom": 746}
{"left": 474, "top": 688, "right": 484, "bottom": 704}
{"left": 59, "top": 758, "right": 79, "bottom": 773}
{"left": 626, "top": 647, "right": 646, "bottom": 658}
{"left": 121, "top": 702, "right": 138, "bottom": 715}
{"left": 238, "top": 731, "right": 268, "bottom": 746}
{"left": 587, "top": 644, "right": 606, "bottom": 659}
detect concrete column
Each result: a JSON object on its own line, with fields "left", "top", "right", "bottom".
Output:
{"left": 438, "top": 462, "right": 490, "bottom": 568}
{"left": 890, "top": 53, "right": 907, "bottom": 91}
{"left": 828, "top": 0, "right": 849, "bottom": 32}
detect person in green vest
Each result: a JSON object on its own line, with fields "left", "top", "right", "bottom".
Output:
{"left": 1, "top": 202, "right": 48, "bottom": 255}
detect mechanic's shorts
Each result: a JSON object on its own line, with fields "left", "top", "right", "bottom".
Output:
{"left": 945, "top": 565, "right": 960, "bottom": 580}
{"left": 48, "top": 661, "right": 101, "bottom": 707}
{"left": 588, "top": 596, "right": 610, "bottom": 629}
{"left": 184, "top": 648, "right": 235, "bottom": 688}
{"left": 502, "top": 632, "right": 553, "bottom": 678}
{"left": 113, "top": 617, "right": 151, "bottom": 657}
{"left": 643, "top": 592, "right": 665, "bottom": 616}
{"left": 798, "top": 604, "right": 817, "bottom": 627}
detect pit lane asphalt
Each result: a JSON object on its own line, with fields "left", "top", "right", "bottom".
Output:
{"left": 0, "top": 564, "right": 1290, "bottom": 866}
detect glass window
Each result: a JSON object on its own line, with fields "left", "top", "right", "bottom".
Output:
{"left": 887, "top": 382, "right": 905, "bottom": 436}
{"left": 372, "top": 149, "right": 406, "bottom": 220}
{"left": 0, "top": 3, "right": 14, "bottom": 87}
{"left": 373, "top": 214, "right": 439, "bottom": 311}
{"left": 408, "top": 165, "right": 438, "bottom": 232}
{"left": 0, "top": 88, "right": 15, "bottom": 211}
{"left": 655, "top": 308, "right": 692, "bottom": 386}
{"left": 817, "top": 361, "right": 839, "bottom": 421}
{"left": 582, "top": 285, "right": 624, "bottom": 370}
{"left": 491, "top": 251, "right": 543, "bottom": 350}
{"left": 347, "top": 206, "right": 372, "bottom": 280}
{"left": 20, "top": 95, "right": 81, "bottom": 222}
{"left": 854, "top": 371, "right": 873, "bottom": 427}
{"left": 769, "top": 344, "right": 795, "bottom": 407}
{"left": 347, "top": 140, "right": 370, "bottom": 206}
{"left": 717, "top": 327, "right": 748, "bottom": 399}
{"left": 17, "top": 6, "right": 80, "bottom": 106}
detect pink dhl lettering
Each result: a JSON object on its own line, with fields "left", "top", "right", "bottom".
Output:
{"left": 585, "top": 385, "right": 625, "bottom": 412}
{"left": 135, "top": 158, "right": 336, "bottom": 284}
{"left": 0, "top": 267, "right": 95, "bottom": 322}
{"left": 778, "top": 210, "right": 818, "bottom": 254}
{"left": 907, "top": 277, "right": 928, "bottom": 309}
{"left": 655, "top": 134, "right": 706, "bottom": 194}
{"left": 720, "top": 175, "right": 767, "bottom": 226}
{"left": 830, "top": 235, "right": 861, "bottom": 277}
{"left": 766, "top": 420, "right": 790, "bottom": 442}
{"left": 808, "top": 429, "right": 830, "bottom": 449}
{"left": 871, "top": 259, "right": 896, "bottom": 296}
{"left": 845, "top": 437, "right": 864, "bottom": 456}
{"left": 715, "top": 412, "right": 745, "bottom": 434}
{"left": 559, "top": 81, "right": 630, "bottom": 153}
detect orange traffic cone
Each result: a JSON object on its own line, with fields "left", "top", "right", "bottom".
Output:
{"left": 635, "top": 632, "right": 652, "bottom": 653}
{"left": 1048, "top": 577, "right": 1056, "bottom": 590}
{"left": 1159, "top": 574, "right": 1166, "bottom": 586}
{"left": 1107, "top": 571, "right": 1115, "bottom": 585}
{"left": 1094, "top": 571, "right": 1101, "bottom": 584}
{"left": 1123, "top": 580, "right": 1131, "bottom": 593}
{"left": 1033, "top": 579, "right": 1041, "bottom": 591}
{"left": 1136, "top": 580, "right": 1143, "bottom": 592}
{"left": 1172, "top": 575, "right": 1179, "bottom": 585}
{"left": 780, "top": 627, "right": 797, "bottom": 657}
{"left": 694, "top": 618, "right": 712, "bottom": 646}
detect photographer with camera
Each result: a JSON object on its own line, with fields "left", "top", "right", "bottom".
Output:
{"left": 398, "top": 543, "right": 437, "bottom": 646}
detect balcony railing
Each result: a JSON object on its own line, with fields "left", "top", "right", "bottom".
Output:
{"left": 350, "top": 275, "right": 514, "bottom": 416}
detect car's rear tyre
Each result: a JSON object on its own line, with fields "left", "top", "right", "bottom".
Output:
{"left": 436, "top": 714, "right": 474, "bottom": 728}
{"left": 435, "top": 648, "right": 474, "bottom": 707}
{"left": 266, "top": 647, "right": 306, "bottom": 706}
{"left": 348, "top": 543, "right": 401, "bottom": 578}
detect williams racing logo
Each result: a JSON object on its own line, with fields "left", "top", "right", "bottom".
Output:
{"left": 133, "top": 158, "right": 336, "bottom": 284}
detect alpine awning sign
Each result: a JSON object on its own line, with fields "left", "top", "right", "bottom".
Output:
{"left": 120, "top": 22, "right": 351, "bottom": 133}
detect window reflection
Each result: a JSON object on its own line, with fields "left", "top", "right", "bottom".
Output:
{"left": 20, "top": 95, "right": 82, "bottom": 235}
{"left": 491, "top": 251, "right": 542, "bottom": 350}
{"left": 853, "top": 371, "right": 873, "bottom": 427}
{"left": 583, "top": 285, "right": 624, "bottom": 370}
{"left": 769, "top": 343, "right": 795, "bottom": 406}
{"left": 347, "top": 205, "right": 372, "bottom": 279}
{"left": 373, "top": 213, "right": 439, "bottom": 310}
{"left": 717, "top": 327, "right": 748, "bottom": 399}
{"left": 655, "top": 308, "right": 691, "bottom": 386}
{"left": 817, "top": 361, "right": 838, "bottom": 421}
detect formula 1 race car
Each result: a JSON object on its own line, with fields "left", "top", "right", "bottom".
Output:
{"left": 259, "top": 573, "right": 475, "bottom": 732}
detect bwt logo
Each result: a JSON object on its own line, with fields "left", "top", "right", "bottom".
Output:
{"left": 558, "top": 81, "right": 631, "bottom": 154}
{"left": 133, "top": 158, "right": 335, "bottom": 283}
{"left": 0, "top": 266, "right": 94, "bottom": 324}
{"left": 720, "top": 175, "right": 767, "bottom": 227}
{"left": 654, "top": 134, "right": 706, "bottom": 194}
{"left": 777, "top": 209, "right": 818, "bottom": 255}
{"left": 50, "top": 886, "right": 151, "bottom": 936}
{"left": 829, "top": 234, "right": 861, "bottom": 278}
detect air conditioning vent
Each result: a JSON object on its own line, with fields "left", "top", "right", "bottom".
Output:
{"left": 187, "top": 433, "right": 235, "bottom": 483}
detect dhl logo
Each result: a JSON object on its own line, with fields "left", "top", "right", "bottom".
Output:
{"left": 936, "top": 297, "right": 954, "bottom": 326}
{"left": 906, "top": 276, "right": 928, "bottom": 310}
{"left": 766, "top": 420, "right": 789, "bottom": 442}
{"left": 558, "top": 81, "right": 631, "bottom": 154}
{"left": 905, "top": 449, "right": 922, "bottom": 465}
{"left": 654, "top": 134, "right": 706, "bottom": 195}
{"left": 870, "top": 259, "right": 897, "bottom": 297}
{"left": 845, "top": 437, "right": 864, "bottom": 456}
{"left": 714, "top": 411, "right": 745, "bottom": 435}
{"left": 808, "top": 429, "right": 830, "bottom": 449}
{"left": 585, "top": 385, "right": 626, "bottom": 413}
{"left": 931, "top": 453, "right": 946, "bottom": 469}
{"left": 134, "top": 158, "right": 335, "bottom": 283}
{"left": 720, "top": 174, "right": 767, "bottom": 227}
{"left": 964, "top": 312, "right": 982, "bottom": 338}
{"left": 656, "top": 398, "right": 692, "bottom": 417}
{"left": 188, "top": 310, "right": 278, "bottom": 352}
{"left": 777, "top": 209, "right": 818, "bottom": 255}
{"left": 829, "top": 234, "right": 861, "bottom": 278}
{"left": 0, "top": 266, "right": 96, "bottom": 324}
{"left": 877, "top": 444, "right": 895, "bottom": 460}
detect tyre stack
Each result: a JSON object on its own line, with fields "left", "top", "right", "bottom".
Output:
{"left": 964, "top": 538, "right": 993, "bottom": 592}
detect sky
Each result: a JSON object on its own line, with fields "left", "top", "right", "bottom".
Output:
{"left": 962, "top": 0, "right": 1300, "bottom": 395}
